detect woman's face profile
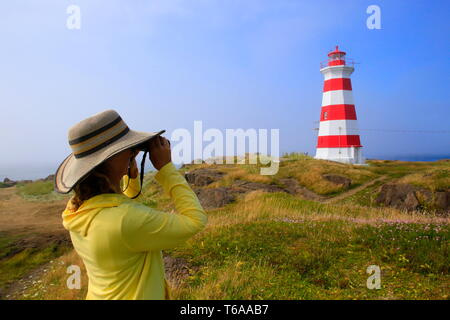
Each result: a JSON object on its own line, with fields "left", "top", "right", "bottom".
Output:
{"left": 103, "top": 148, "right": 137, "bottom": 184}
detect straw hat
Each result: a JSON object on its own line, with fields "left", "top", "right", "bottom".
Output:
{"left": 55, "top": 109, "right": 164, "bottom": 193}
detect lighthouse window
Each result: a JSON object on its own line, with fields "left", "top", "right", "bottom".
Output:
{"left": 324, "top": 111, "right": 328, "bottom": 120}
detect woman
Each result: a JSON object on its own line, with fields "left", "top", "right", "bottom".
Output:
{"left": 55, "top": 109, "right": 207, "bottom": 300}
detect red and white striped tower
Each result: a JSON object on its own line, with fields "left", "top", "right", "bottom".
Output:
{"left": 315, "top": 46, "right": 364, "bottom": 164}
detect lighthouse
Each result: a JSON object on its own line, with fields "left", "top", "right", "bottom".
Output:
{"left": 315, "top": 46, "right": 365, "bottom": 164}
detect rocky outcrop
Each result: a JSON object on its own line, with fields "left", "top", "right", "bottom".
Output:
{"left": 376, "top": 184, "right": 426, "bottom": 211}
{"left": 44, "top": 174, "right": 55, "bottom": 182}
{"left": 2, "top": 178, "right": 16, "bottom": 187}
{"left": 434, "top": 191, "right": 450, "bottom": 210}
{"left": 184, "top": 167, "right": 335, "bottom": 208}
{"left": 186, "top": 169, "right": 295, "bottom": 208}
{"left": 1, "top": 177, "right": 40, "bottom": 187}
{"left": 184, "top": 168, "right": 224, "bottom": 186}
{"left": 194, "top": 180, "right": 290, "bottom": 209}
{"left": 322, "top": 174, "right": 351, "bottom": 188}
{"left": 279, "top": 178, "right": 325, "bottom": 201}
{"left": 195, "top": 187, "right": 237, "bottom": 209}
{"left": 163, "top": 255, "right": 197, "bottom": 288}
{"left": 404, "top": 192, "right": 420, "bottom": 210}
{"left": 183, "top": 165, "right": 449, "bottom": 213}
{"left": 376, "top": 183, "right": 449, "bottom": 212}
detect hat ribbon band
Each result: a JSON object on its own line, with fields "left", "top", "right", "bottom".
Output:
{"left": 70, "top": 119, "right": 128, "bottom": 154}
{"left": 69, "top": 116, "right": 124, "bottom": 145}
{"left": 73, "top": 126, "right": 130, "bottom": 159}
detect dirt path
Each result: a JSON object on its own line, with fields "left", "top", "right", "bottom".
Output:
{"left": 2, "top": 260, "right": 55, "bottom": 300}
{"left": 0, "top": 186, "right": 72, "bottom": 299}
{"left": 285, "top": 175, "right": 389, "bottom": 204}
{"left": 0, "top": 186, "right": 70, "bottom": 237}
{"left": 322, "top": 175, "right": 388, "bottom": 204}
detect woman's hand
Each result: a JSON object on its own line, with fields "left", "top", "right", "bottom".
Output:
{"left": 148, "top": 136, "right": 171, "bottom": 170}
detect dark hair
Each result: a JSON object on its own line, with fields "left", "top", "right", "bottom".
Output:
{"left": 71, "top": 163, "right": 118, "bottom": 211}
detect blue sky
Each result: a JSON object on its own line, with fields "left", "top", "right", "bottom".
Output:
{"left": 0, "top": 0, "right": 449, "bottom": 178}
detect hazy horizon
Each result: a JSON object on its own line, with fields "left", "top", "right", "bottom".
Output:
{"left": 1, "top": 152, "right": 449, "bottom": 182}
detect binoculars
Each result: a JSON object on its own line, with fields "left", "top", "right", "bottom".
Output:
{"left": 133, "top": 130, "right": 166, "bottom": 152}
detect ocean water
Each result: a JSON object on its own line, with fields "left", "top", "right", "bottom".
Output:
{"left": 367, "top": 154, "right": 450, "bottom": 162}
{"left": 0, "top": 164, "right": 59, "bottom": 182}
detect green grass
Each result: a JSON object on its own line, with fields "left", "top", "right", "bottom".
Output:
{"left": 367, "top": 159, "right": 450, "bottom": 180}
{"left": 354, "top": 223, "right": 449, "bottom": 275}
{"left": 282, "top": 152, "right": 313, "bottom": 162}
{"left": 0, "top": 233, "right": 21, "bottom": 260}
{"left": 0, "top": 234, "right": 72, "bottom": 293}
{"left": 182, "top": 152, "right": 379, "bottom": 196}
{"left": 397, "top": 168, "right": 450, "bottom": 192}
{"left": 342, "top": 160, "right": 450, "bottom": 207}
{"left": 16, "top": 180, "right": 70, "bottom": 201}
{"left": 276, "top": 156, "right": 377, "bottom": 195}
{"left": 338, "top": 178, "right": 391, "bottom": 207}
{"left": 17, "top": 181, "right": 53, "bottom": 196}
{"left": 165, "top": 219, "right": 449, "bottom": 299}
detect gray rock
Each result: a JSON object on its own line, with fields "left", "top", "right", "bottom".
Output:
{"left": 278, "top": 178, "right": 325, "bottom": 201}
{"left": 404, "top": 192, "right": 420, "bottom": 211}
{"left": 375, "top": 183, "right": 449, "bottom": 212}
{"left": 322, "top": 174, "right": 351, "bottom": 188}
{"left": 195, "top": 187, "right": 236, "bottom": 209}
{"left": 278, "top": 178, "right": 303, "bottom": 195}
{"left": 434, "top": 191, "right": 450, "bottom": 210}
{"left": 185, "top": 168, "right": 224, "bottom": 186}
{"left": 44, "top": 174, "right": 55, "bottom": 181}
{"left": 2, "top": 177, "right": 16, "bottom": 187}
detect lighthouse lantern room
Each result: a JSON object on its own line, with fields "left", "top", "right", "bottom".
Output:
{"left": 315, "top": 46, "right": 365, "bottom": 165}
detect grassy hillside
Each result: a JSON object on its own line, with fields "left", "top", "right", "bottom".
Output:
{"left": 185, "top": 153, "right": 378, "bottom": 196}
{"left": 2, "top": 155, "right": 449, "bottom": 300}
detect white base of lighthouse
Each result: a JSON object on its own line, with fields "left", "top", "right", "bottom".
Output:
{"left": 315, "top": 147, "right": 365, "bottom": 165}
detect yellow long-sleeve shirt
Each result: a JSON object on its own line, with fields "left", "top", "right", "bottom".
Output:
{"left": 61, "top": 162, "right": 207, "bottom": 300}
